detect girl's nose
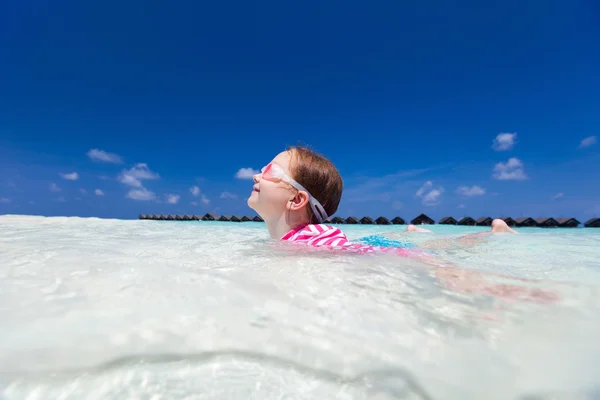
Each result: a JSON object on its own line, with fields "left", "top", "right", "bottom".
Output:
{"left": 253, "top": 173, "right": 260, "bottom": 183}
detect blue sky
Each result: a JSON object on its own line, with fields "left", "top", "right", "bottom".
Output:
{"left": 1, "top": 0, "right": 599, "bottom": 221}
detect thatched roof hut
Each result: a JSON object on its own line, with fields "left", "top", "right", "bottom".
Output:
{"left": 515, "top": 217, "right": 536, "bottom": 227}
{"left": 360, "top": 216, "right": 375, "bottom": 224}
{"left": 535, "top": 218, "right": 559, "bottom": 228}
{"left": 175, "top": 215, "right": 184, "bottom": 221}
{"left": 411, "top": 213, "right": 434, "bottom": 225}
{"left": 231, "top": 216, "right": 243, "bottom": 222}
{"left": 150, "top": 214, "right": 158, "bottom": 220}
{"left": 501, "top": 217, "right": 516, "bottom": 226}
{"left": 391, "top": 216, "right": 406, "bottom": 225}
{"left": 331, "top": 216, "right": 346, "bottom": 224}
{"left": 241, "top": 216, "right": 252, "bottom": 222}
{"left": 346, "top": 216, "right": 360, "bottom": 224}
{"left": 139, "top": 214, "right": 147, "bottom": 220}
{"left": 457, "top": 217, "right": 476, "bottom": 226}
{"left": 253, "top": 215, "right": 264, "bottom": 222}
{"left": 166, "top": 215, "right": 176, "bottom": 220}
{"left": 202, "top": 213, "right": 218, "bottom": 221}
{"left": 476, "top": 217, "right": 493, "bottom": 226}
{"left": 183, "top": 215, "right": 193, "bottom": 221}
{"left": 375, "top": 216, "right": 391, "bottom": 225}
{"left": 219, "top": 215, "right": 232, "bottom": 222}
{"left": 584, "top": 218, "right": 600, "bottom": 228}
{"left": 556, "top": 218, "right": 580, "bottom": 228}
{"left": 191, "top": 215, "right": 201, "bottom": 220}
{"left": 438, "top": 216, "right": 457, "bottom": 225}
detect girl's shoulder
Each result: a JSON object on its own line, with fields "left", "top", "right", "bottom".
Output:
{"left": 281, "top": 224, "right": 349, "bottom": 245}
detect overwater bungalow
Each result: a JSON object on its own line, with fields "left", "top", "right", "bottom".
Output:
{"left": 411, "top": 213, "right": 434, "bottom": 225}
{"left": 457, "top": 217, "right": 476, "bottom": 226}
{"left": 438, "top": 216, "right": 457, "bottom": 225}
{"left": 391, "top": 216, "right": 406, "bottom": 225}
{"left": 139, "top": 214, "right": 148, "bottom": 219}
{"left": 535, "top": 218, "right": 559, "bottom": 228}
{"left": 556, "top": 218, "right": 580, "bottom": 228}
{"left": 230, "top": 216, "right": 243, "bottom": 222}
{"left": 345, "top": 216, "right": 360, "bottom": 224}
{"left": 360, "top": 216, "right": 375, "bottom": 224}
{"left": 166, "top": 215, "right": 176, "bottom": 221}
{"left": 476, "top": 217, "right": 493, "bottom": 226}
{"left": 501, "top": 217, "right": 516, "bottom": 227}
{"left": 241, "top": 216, "right": 252, "bottom": 222}
{"left": 331, "top": 216, "right": 346, "bottom": 224}
{"left": 253, "top": 216, "right": 264, "bottom": 222}
{"left": 584, "top": 218, "right": 600, "bottom": 228}
{"left": 191, "top": 215, "right": 201, "bottom": 220}
{"left": 515, "top": 217, "right": 536, "bottom": 227}
{"left": 218, "top": 215, "right": 232, "bottom": 222}
{"left": 375, "top": 216, "right": 391, "bottom": 225}
{"left": 202, "top": 213, "right": 218, "bottom": 221}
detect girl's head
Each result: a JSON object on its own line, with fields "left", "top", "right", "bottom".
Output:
{"left": 247, "top": 146, "right": 343, "bottom": 227}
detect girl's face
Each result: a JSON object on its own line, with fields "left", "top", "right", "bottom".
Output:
{"left": 247, "top": 151, "right": 297, "bottom": 220}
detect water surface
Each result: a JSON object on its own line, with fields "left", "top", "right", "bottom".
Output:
{"left": 1, "top": 215, "right": 599, "bottom": 399}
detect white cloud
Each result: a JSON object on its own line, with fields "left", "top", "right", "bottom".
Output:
{"left": 118, "top": 163, "right": 159, "bottom": 188}
{"left": 579, "top": 136, "right": 597, "bottom": 149}
{"left": 492, "top": 133, "right": 517, "bottom": 151}
{"left": 416, "top": 181, "right": 444, "bottom": 206}
{"left": 126, "top": 188, "right": 156, "bottom": 201}
{"left": 79, "top": 188, "right": 88, "bottom": 195}
{"left": 416, "top": 181, "right": 433, "bottom": 197}
{"left": 0, "top": 198, "right": 10, "bottom": 204}
{"left": 456, "top": 185, "right": 486, "bottom": 197}
{"left": 49, "top": 183, "right": 61, "bottom": 192}
{"left": 235, "top": 167, "right": 259, "bottom": 179}
{"left": 118, "top": 174, "right": 142, "bottom": 188}
{"left": 220, "top": 191, "right": 238, "bottom": 199}
{"left": 552, "top": 192, "right": 564, "bottom": 200}
{"left": 458, "top": 204, "right": 465, "bottom": 208}
{"left": 166, "top": 194, "right": 180, "bottom": 204}
{"left": 86, "top": 149, "right": 123, "bottom": 164}
{"left": 60, "top": 172, "right": 79, "bottom": 181}
{"left": 492, "top": 157, "right": 527, "bottom": 181}
{"left": 191, "top": 201, "right": 198, "bottom": 206}
{"left": 95, "top": 189, "right": 104, "bottom": 196}
{"left": 190, "top": 186, "right": 201, "bottom": 196}
{"left": 423, "top": 188, "right": 443, "bottom": 204}
{"left": 201, "top": 195, "right": 210, "bottom": 205}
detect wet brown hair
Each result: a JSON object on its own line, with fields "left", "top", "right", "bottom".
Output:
{"left": 287, "top": 145, "right": 343, "bottom": 224}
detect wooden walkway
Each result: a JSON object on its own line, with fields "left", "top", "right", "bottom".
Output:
{"left": 139, "top": 213, "right": 598, "bottom": 228}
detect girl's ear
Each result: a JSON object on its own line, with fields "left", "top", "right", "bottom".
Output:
{"left": 288, "top": 190, "right": 309, "bottom": 212}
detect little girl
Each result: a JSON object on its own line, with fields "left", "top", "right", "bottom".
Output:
{"left": 247, "top": 145, "right": 424, "bottom": 258}
{"left": 247, "top": 145, "right": 558, "bottom": 303}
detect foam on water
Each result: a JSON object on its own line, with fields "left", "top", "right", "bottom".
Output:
{"left": 1, "top": 215, "right": 600, "bottom": 399}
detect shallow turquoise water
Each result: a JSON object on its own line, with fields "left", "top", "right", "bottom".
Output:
{"left": 1, "top": 215, "right": 599, "bottom": 399}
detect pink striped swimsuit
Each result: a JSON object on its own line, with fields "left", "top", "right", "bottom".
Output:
{"left": 280, "top": 224, "right": 422, "bottom": 257}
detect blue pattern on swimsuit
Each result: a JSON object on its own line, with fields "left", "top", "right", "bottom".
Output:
{"left": 357, "top": 235, "right": 417, "bottom": 249}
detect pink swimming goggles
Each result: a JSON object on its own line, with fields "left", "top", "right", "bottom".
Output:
{"left": 261, "top": 162, "right": 329, "bottom": 223}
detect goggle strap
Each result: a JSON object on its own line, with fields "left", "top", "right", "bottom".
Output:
{"left": 264, "top": 163, "right": 329, "bottom": 223}
{"left": 310, "top": 200, "right": 329, "bottom": 223}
